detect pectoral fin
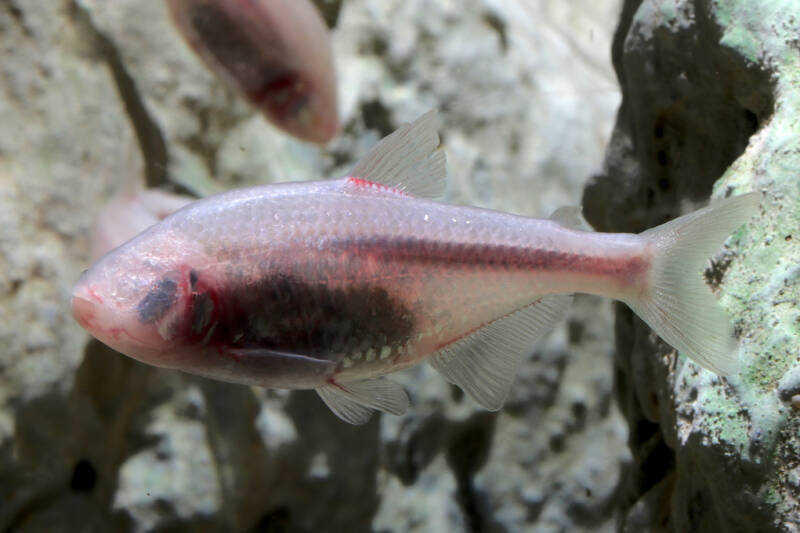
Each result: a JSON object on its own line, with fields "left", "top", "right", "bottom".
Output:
{"left": 317, "top": 378, "right": 410, "bottom": 425}
{"left": 430, "top": 294, "right": 572, "bottom": 410}
{"left": 224, "top": 348, "right": 335, "bottom": 388}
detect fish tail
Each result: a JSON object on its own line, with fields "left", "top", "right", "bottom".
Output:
{"left": 625, "top": 192, "right": 760, "bottom": 375}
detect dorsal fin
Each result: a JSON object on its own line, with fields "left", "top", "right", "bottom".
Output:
{"left": 550, "top": 206, "right": 593, "bottom": 231}
{"left": 347, "top": 110, "right": 446, "bottom": 198}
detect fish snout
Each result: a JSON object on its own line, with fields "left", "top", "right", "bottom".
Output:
{"left": 71, "top": 281, "right": 102, "bottom": 333}
{"left": 71, "top": 276, "right": 179, "bottom": 366}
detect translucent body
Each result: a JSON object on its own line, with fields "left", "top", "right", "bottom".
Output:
{"left": 72, "top": 178, "right": 646, "bottom": 389}
{"left": 72, "top": 112, "right": 758, "bottom": 423}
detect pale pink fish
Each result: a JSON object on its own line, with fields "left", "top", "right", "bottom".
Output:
{"left": 91, "top": 188, "right": 193, "bottom": 261}
{"left": 166, "top": 0, "right": 338, "bottom": 144}
{"left": 72, "top": 112, "right": 759, "bottom": 424}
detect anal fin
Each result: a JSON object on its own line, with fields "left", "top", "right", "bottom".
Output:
{"left": 317, "top": 378, "right": 410, "bottom": 425}
{"left": 430, "top": 294, "right": 572, "bottom": 410}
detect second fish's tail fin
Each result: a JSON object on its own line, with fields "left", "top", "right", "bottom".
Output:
{"left": 625, "top": 192, "right": 760, "bottom": 375}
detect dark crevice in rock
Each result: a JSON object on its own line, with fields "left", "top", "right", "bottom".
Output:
{"left": 4, "top": 0, "right": 32, "bottom": 37}
{"left": 482, "top": 11, "right": 508, "bottom": 52}
{"left": 310, "top": 0, "right": 342, "bottom": 29}
{"left": 386, "top": 413, "right": 448, "bottom": 486}
{"left": 197, "top": 379, "right": 273, "bottom": 532}
{"left": 274, "top": 390, "right": 381, "bottom": 532}
{"left": 445, "top": 413, "right": 505, "bottom": 533}
{"left": 68, "top": 0, "right": 178, "bottom": 192}
{"left": 585, "top": 0, "right": 779, "bottom": 530}
{"left": 69, "top": 459, "right": 98, "bottom": 492}
{"left": 361, "top": 99, "right": 395, "bottom": 138}
{"left": 251, "top": 505, "right": 293, "bottom": 533}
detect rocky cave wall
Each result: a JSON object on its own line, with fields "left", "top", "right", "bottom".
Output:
{"left": 584, "top": 0, "right": 799, "bottom": 531}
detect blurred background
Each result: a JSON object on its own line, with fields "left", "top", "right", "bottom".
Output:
{"left": 0, "top": 1, "right": 627, "bottom": 531}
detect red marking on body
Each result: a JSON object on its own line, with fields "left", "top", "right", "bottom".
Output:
{"left": 217, "top": 347, "right": 241, "bottom": 363}
{"left": 87, "top": 287, "right": 104, "bottom": 304}
{"left": 433, "top": 323, "right": 486, "bottom": 352}
{"left": 346, "top": 177, "right": 406, "bottom": 195}
{"left": 339, "top": 236, "right": 650, "bottom": 288}
{"left": 76, "top": 311, "right": 97, "bottom": 331}
{"left": 109, "top": 327, "right": 127, "bottom": 342}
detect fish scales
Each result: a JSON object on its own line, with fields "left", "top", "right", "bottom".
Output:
{"left": 121, "top": 182, "right": 645, "bottom": 383}
{"left": 73, "top": 111, "right": 760, "bottom": 423}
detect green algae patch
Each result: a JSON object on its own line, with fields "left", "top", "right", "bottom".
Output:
{"left": 695, "top": 384, "right": 750, "bottom": 448}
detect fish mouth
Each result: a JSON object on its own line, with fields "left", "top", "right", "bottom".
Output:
{"left": 71, "top": 286, "right": 100, "bottom": 333}
{"left": 71, "top": 281, "right": 161, "bottom": 358}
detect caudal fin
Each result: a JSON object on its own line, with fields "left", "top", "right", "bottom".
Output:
{"left": 626, "top": 193, "right": 760, "bottom": 375}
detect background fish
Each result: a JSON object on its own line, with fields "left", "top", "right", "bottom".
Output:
{"left": 72, "top": 112, "right": 759, "bottom": 424}
{"left": 166, "top": 0, "right": 339, "bottom": 144}
{"left": 91, "top": 188, "right": 193, "bottom": 261}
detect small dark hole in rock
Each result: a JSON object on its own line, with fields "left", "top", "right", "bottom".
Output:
{"left": 743, "top": 108, "right": 759, "bottom": 132}
{"left": 653, "top": 124, "right": 664, "bottom": 138}
{"left": 571, "top": 401, "right": 587, "bottom": 421}
{"left": 361, "top": 99, "right": 394, "bottom": 137}
{"left": 253, "top": 506, "right": 293, "bottom": 533}
{"left": 450, "top": 384, "right": 463, "bottom": 403}
{"left": 657, "top": 177, "right": 670, "bottom": 191}
{"left": 549, "top": 432, "right": 566, "bottom": 453}
{"left": 70, "top": 459, "right": 97, "bottom": 492}
{"left": 482, "top": 11, "right": 508, "bottom": 51}
{"left": 656, "top": 150, "right": 668, "bottom": 166}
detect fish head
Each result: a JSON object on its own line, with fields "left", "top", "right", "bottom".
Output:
{"left": 72, "top": 231, "right": 195, "bottom": 368}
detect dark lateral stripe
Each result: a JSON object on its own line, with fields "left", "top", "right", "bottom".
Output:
{"left": 329, "top": 236, "right": 649, "bottom": 279}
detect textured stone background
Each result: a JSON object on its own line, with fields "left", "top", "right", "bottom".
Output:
{"left": 6, "top": 0, "right": 798, "bottom": 532}
{"left": 585, "top": 0, "right": 800, "bottom": 531}
{"left": 1, "top": 1, "right": 627, "bottom": 532}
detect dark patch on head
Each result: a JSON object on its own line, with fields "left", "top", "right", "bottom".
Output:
{"left": 192, "top": 274, "right": 415, "bottom": 360}
{"left": 137, "top": 279, "right": 177, "bottom": 324}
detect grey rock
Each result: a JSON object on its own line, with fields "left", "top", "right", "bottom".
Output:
{"left": 585, "top": 0, "right": 800, "bottom": 531}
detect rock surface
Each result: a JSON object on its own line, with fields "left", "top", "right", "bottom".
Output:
{"left": 584, "top": 0, "right": 799, "bottom": 531}
{"left": 0, "top": 0, "right": 630, "bottom": 532}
